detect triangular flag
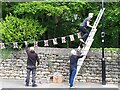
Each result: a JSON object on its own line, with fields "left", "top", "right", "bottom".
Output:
{"left": 34, "top": 41, "right": 38, "bottom": 47}
{"left": 44, "top": 40, "right": 49, "bottom": 46}
{"left": 77, "top": 32, "right": 81, "bottom": 39}
{"left": 53, "top": 38, "right": 58, "bottom": 45}
{"left": 61, "top": 37, "right": 66, "bottom": 43}
{"left": 69, "top": 35, "right": 75, "bottom": 41}
{"left": 13, "top": 42, "right": 18, "bottom": 48}
{"left": 0, "top": 43, "right": 5, "bottom": 49}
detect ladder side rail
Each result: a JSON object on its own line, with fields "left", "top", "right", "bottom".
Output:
{"left": 89, "top": 9, "right": 104, "bottom": 33}
{"left": 87, "top": 29, "right": 97, "bottom": 40}
{"left": 75, "top": 39, "right": 94, "bottom": 79}
{"left": 92, "top": 9, "right": 103, "bottom": 28}
{"left": 81, "top": 39, "right": 94, "bottom": 55}
{"left": 92, "top": 9, "right": 102, "bottom": 27}
{"left": 85, "top": 29, "right": 98, "bottom": 45}
{"left": 94, "top": 8, "right": 105, "bottom": 28}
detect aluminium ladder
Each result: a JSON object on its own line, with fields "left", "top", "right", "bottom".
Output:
{"left": 74, "top": 8, "right": 105, "bottom": 82}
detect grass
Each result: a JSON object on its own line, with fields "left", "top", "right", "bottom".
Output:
{"left": 90, "top": 48, "right": 120, "bottom": 52}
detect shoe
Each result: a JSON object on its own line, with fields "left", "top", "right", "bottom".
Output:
{"left": 32, "top": 84, "right": 37, "bottom": 87}
{"left": 82, "top": 43, "right": 86, "bottom": 47}
{"left": 70, "top": 86, "right": 76, "bottom": 88}
{"left": 80, "top": 39, "right": 85, "bottom": 44}
{"left": 25, "top": 83, "right": 29, "bottom": 86}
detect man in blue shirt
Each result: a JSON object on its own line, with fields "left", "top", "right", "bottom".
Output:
{"left": 79, "top": 13, "right": 94, "bottom": 44}
{"left": 69, "top": 49, "right": 83, "bottom": 88}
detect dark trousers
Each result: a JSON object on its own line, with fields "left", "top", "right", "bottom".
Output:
{"left": 26, "top": 66, "right": 36, "bottom": 85}
{"left": 79, "top": 26, "right": 89, "bottom": 41}
{"left": 69, "top": 68, "right": 77, "bottom": 87}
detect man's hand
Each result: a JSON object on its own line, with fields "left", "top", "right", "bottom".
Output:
{"left": 24, "top": 41, "right": 28, "bottom": 46}
{"left": 92, "top": 26, "right": 95, "bottom": 29}
{"left": 81, "top": 55, "right": 84, "bottom": 57}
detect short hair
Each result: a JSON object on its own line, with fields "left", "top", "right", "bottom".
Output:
{"left": 71, "top": 49, "right": 77, "bottom": 55}
{"left": 29, "top": 47, "right": 34, "bottom": 51}
{"left": 88, "top": 13, "right": 93, "bottom": 17}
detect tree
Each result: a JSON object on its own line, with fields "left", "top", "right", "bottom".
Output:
{"left": 0, "top": 15, "right": 46, "bottom": 48}
{"left": 1, "top": 2, "right": 120, "bottom": 48}
{"left": 11, "top": 2, "right": 86, "bottom": 47}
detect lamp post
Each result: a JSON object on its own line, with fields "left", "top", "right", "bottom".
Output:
{"left": 101, "top": 0, "right": 106, "bottom": 85}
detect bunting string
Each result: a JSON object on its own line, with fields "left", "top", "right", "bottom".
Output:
{"left": 0, "top": 32, "right": 81, "bottom": 49}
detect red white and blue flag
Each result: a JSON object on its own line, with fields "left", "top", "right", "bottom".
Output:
{"left": 13, "top": 42, "right": 18, "bottom": 48}
{"left": 0, "top": 43, "right": 5, "bottom": 49}
{"left": 61, "top": 37, "right": 66, "bottom": 43}
{"left": 69, "top": 35, "right": 75, "bottom": 41}
{"left": 77, "top": 32, "right": 81, "bottom": 39}
{"left": 53, "top": 38, "right": 58, "bottom": 45}
{"left": 34, "top": 41, "right": 38, "bottom": 47}
{"left": 44, "top": 40, "right": 49, "bottom": 46}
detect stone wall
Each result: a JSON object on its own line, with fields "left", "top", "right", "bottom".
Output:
{"left": 0, "top": 47, "right": 119, "bottom": 84}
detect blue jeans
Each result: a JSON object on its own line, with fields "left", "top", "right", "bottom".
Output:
{"left": 69, "top": 68, "right": 77, "bottom": 87}
{"left": 26, "top": 66, "right": 36, "bottom": 85}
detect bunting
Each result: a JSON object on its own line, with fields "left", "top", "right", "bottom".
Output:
{"left": 44, "top": 40, "right": 49, "bottom": 46}
{"left": 53, "top": 38, "right": 58, "bottom": 45}
{"left": 77, "top": 32, "right": 81, "bottom": 39}
{"left": 0, "top": 43, "right": 5, "bottom": 49}
{"left": 69, "top": 35, "right": 75, "bottom": 41}
{"left": 34, "top": 41, "right": 38, "bottom": 47}
{"left": 13, "top": 42, "right": 18, "bottom": 48}
{"left": 0, "top": 32, "right": 81, "bottom": 49}
{"left": 61, "top": 37, "right": 66, "bottom": 43}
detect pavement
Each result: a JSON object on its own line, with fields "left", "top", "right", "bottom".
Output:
{"left": 0, "top": 79, "right": 119, "bottom": 90}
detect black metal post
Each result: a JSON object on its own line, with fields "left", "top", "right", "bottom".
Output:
{"left": 101, "top": 0, "right": 106, "bottom": 85}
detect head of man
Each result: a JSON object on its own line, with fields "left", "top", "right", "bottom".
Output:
{"left": 29, "top": 47, "right": 35, "bottom": 52}
{"left": 71, "top": 49, "right": 77, "bottom": 55}
{"left": 88, "top": 13, "right": 93, "bottom": 18}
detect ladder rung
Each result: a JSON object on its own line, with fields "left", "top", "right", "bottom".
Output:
{"left": 88, "top": 33, "right": 96, "bottom": 38}
{"left": 86, "top": 39, "right": 94, "bottom": 42}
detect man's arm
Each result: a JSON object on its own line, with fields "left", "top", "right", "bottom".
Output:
{"left": 87, "top": 21, "right": 96, "bottom": 29}
{"left": 87, "top": 21, "right": 93, "bottom": 28}
{"left": 77, "top": 55, "right": 84, "bottom": 59}
{"left": 24, "top": 41, "right": 29, "bottom": 53}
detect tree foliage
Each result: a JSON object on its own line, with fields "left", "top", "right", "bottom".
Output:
{"left": 1, "top": 2, "right": 120, "bottom": 48}
{"left": 1, "top": 15, "right": 46, "bottom": 44}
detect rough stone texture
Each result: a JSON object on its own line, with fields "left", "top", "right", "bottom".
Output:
{"left": 0, "top": 47, "right": 119, "bottom": 84}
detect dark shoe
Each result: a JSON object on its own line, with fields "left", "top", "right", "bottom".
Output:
{"left": 25, "top": 83, "right": 29, "bottom": 86}
{"left": 80, "top": 39, "right": 86, "bottom": 44}
{"left": 32, "top": 84, "right": 37, "bottom": 87}
{"left": 80, "top": 43, "right": 83, "bottom": 48}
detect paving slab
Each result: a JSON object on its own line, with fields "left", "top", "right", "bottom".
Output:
{"left": 0, "top": 79, "right": 119, "bottom": 90}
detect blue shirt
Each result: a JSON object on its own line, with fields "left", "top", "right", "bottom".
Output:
{"left": 70, "top": 55, "right": 83, "bottom": 69}
{"left": 80, "top": 17, "right": 90, "bottom": 27}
